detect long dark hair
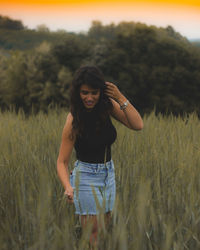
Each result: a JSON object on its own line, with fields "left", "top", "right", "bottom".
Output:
{"left": 70, "top": 65, "right": 113, "bottom": 138}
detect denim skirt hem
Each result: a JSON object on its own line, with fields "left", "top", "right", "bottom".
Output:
{"left": 74, "top": 208, "right": 113, "bottom": 216}
{"left": 70, "top": 159, "right": 116, "bottom": 215}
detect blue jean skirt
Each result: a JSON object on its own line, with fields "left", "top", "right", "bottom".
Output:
{"left": 70, "top": 159, "right": 116, "bottom": 215}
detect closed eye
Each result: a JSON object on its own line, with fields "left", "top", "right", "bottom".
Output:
{"left": 81, "top": 90, "right": 89, "bottom": 95}
{"left": 80, "top": 90, "right": 99, "bottom": 95}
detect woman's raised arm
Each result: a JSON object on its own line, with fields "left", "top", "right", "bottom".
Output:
{"left": 105, "top": 82, "right": 143, "bottom": 130}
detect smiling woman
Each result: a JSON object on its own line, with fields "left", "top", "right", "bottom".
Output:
{"left": 56, "top": 65, "right": 143, "bottom": 248}
{"left": 80, "top": 85, "right": 100, "bottom": 110}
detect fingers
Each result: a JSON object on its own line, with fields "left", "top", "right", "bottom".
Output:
{"left": 66, "top": 194, "right": 74, "bottom": 204}
{"left": 105, "top": 90, "right": 114, "bottom": 99}
{"left": 105, "top": 82, "right": 115, "bottom": 94}
{"left": 67, "top": 197, "right": 74, "bottom": 204}
{"left": 105, "top": 88, "right": 114, "bottom": 95}
{"left": 105, "top": 81, "right": 113, "bottom": 85}
{"left": 105, "top": 81, "right": 116, "bottom": 88}
{"left": 67, "top": 194, "right": 73, "bottom": 200}
{"left": 105, "top": 82, "right": 118, "bottom": 92}
{"left": 105, "top": 82, "right": 120, "bottom": 100}
{"left": 64, "top": 189, "right": 74, "bottom": 204}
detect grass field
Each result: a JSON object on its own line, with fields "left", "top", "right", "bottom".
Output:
{"left": 0, "top": 109, "right": 200, "bottom": 250}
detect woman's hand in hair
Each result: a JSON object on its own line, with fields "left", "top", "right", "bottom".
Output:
{"left": 105, "top": 82, "right": 127, "bottom": 106}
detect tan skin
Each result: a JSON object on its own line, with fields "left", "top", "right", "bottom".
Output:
{"left": 57, "top": 82, "right": 143, "bottom": 248}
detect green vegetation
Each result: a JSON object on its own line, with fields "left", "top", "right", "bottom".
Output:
{"left": 0, "top": 15, "right": 25, "bottom": 30}
{"left": 0, "top": 15, "right": 78, "bottom": 50}
{"left": 0, "top": 15, "right": 200, "bottom": 115}
{"left": 0, "top": 110, "right": 200, "bottom": 249}
{"left": 0, "top": 28, "right": 79, "bottom": 50}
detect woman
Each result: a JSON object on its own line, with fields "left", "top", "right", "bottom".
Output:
{"left": 57, "top": 66, "right": 143, "bottom": 247}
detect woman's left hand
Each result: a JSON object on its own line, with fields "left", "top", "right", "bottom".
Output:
{"left": 105, "top": 82, "right": 124, "bottom": 104}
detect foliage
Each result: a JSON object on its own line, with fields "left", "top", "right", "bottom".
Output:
{"left": 0, "top": 49, "right": 71, "bottom": 113}
{"left": 0, "top": 28, "right": 78, "bottom": 50}
{"left": 0, "top": 15, "right": 25, "bottom": 30}
{"left": 0, "top": 17, "right": 200, "bottom": 115}
{"left": 88, "top": 22, "right": 200, "bottom": 115}
{"left": 51, "top": 35, "right": 90, "bottom": 71}
{"left": 1, "top": 110, "right": 200, "bottom": 249}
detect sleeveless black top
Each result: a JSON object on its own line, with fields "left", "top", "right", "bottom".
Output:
{"left": 74, "top": 110, "right": 117, "bottom": 163}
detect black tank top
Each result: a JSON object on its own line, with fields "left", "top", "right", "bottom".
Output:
{"left": 74, "top": 111, "right": 117, "bottom": 163}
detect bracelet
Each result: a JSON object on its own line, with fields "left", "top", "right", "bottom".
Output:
{"left": 120, "top": 100, "right": 129, "bottom": 110}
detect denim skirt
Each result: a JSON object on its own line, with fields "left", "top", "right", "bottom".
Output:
{"left": 70, "top": 159, "right": 116, "bottom": 215}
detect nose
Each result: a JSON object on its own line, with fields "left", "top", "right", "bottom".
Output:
{"left": 86, "top": 94, "right": 93, "bottom": 101}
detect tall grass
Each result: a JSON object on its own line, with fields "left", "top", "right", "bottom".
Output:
{"left": 0, "top": 109, "right": 200, "bottom": 250}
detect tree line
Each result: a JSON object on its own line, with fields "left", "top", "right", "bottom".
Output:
{"left": 0, "top": 15, "right": 25, "bottom": 30}
{"left": 0, "top": 16, "right": 200, "bottom": 115}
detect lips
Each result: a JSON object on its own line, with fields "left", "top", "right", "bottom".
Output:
{"left": 85, "top": 101, "right": 94, "bottom": 106}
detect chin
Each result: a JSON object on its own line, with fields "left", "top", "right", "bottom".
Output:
{"left": 85, "top": 106, "right": 94, "bottom": 109}
{"left": 84, "top": 103, "right": 96, "bottom": 109}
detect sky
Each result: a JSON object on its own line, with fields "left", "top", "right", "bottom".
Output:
{"left": 0, "top": 0, "right": 200, "bottom": 40}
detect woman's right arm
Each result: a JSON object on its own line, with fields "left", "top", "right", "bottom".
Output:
{"left": 57, "top": 112, "right": 75, "bottom": 202}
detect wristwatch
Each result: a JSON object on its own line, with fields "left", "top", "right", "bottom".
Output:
{"left": 120, "top": 100, "right": 129, "bottom": 110}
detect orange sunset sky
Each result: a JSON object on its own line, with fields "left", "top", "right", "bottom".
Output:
{"left": 0, "top": 0, "right": 200, "bottom": 39}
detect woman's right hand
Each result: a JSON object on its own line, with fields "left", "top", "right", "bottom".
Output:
{"left": 64, "top": 185, "right": 74, "bottom": 204}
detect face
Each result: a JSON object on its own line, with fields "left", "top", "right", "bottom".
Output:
{"left": 80, "top": 84, "right": 101, "bottom": 109}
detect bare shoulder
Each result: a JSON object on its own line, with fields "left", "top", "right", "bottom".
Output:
{"left": 65, "top": 112, "right": 73, "bottom": 125}
{"left": 62, "top": 112, "right": 74, "bottom": 139}
{"left": 57, "top": 112, "right": 75, "bottom": 164}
